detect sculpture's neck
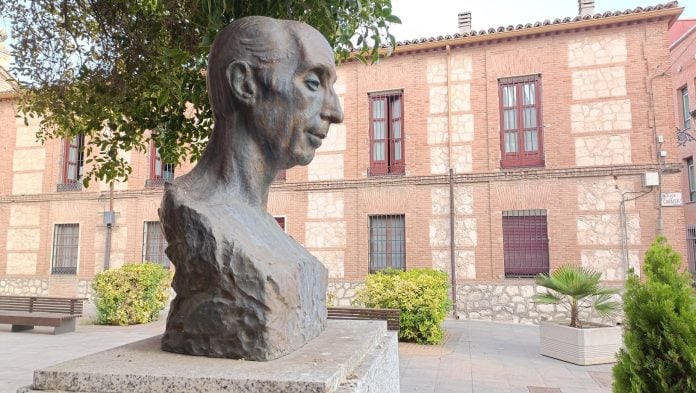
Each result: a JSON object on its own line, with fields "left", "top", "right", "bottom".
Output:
{"left": 192, "top": 117, "right": 278, "bottom": 211}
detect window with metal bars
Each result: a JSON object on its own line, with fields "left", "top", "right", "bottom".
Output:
{"left": 369, "top": 91, "right": 404, "bottom": 176}
{"left": 147, "top": 140, "right": 175, "bottom": 187}
{"left": 686, "top": 225, "right": 696, "bottom": 280}
{"left": 688, "top": 157, "right": 696, "bottom": 202}
{"left": 369, "top": 215, "right": 405, "bottom": 272}
{"left": 143, "top": 221, "right": 170, "bottom": 267}
{"left": 51, "top": 223, "right": 79, "bottom": 274}
{"left": 502, "top": 209, "right": 549, "bottom": 277}
{"left": 680, "top": 86, "right": 690, "bottom": 130}
{"left": 57, "top": 135, "right": 84, "bottom": 192}
{"left": 499, "top": 75, "right": 544, "bottom": 168}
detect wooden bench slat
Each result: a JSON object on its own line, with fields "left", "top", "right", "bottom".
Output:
{"left": 327, "top": 307, "right": 400, "bottom": 332}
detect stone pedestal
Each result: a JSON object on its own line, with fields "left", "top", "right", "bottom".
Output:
{"left": 19, "top": 320, "right": 399, "bottom": 393}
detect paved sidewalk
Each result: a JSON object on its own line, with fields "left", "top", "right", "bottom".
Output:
{"left": 400, "top": 319, "right": 613, "bottom": 393}
{"left": 1, "top": 318, "right": 613, "bottom": 393}
{"left": 0, "top": 319, "right": 167, "bottom": 393}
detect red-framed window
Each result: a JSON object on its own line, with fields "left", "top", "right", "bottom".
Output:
{"left": 369, "top": 214, "right": 405, "bottom": 272}
{"left": 51, "top": 223, "right": 79, "bottom": 275}
{"left": 688, "top": 157, "right": 696, "bottom": 202}
{"left": 499, "top": 75, "right": 544, "bottom": 168}
{"left": 680, "top": 86, "right": 691, "bottom": 130}
{"left": 274, "top": 216, "right": 286, "bottom": 231}
{"left": 147, "top": 140, "right": 175, "bottom": 187}
{"left": 502, "top": 209, "right": 549, "bottom": 277}
{"left": 369, "top": 91, "right": 404, "bottom": 176}
{"left": 275, "top": 170, "right": 287, "bottom": 182}
{"left": 58, "top": 135, "right": 84, "bottom": 191}
{"left": 142, "top": 221, "right": 170, "bottom": 268}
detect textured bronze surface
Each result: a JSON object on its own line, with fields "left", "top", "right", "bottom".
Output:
{"left": 159, "top": 16, "right": 343, "bottom": 361}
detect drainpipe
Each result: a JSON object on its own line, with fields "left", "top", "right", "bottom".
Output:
{"left": 446, "top": 45, "right": 459, "bottom": 318}
{"left": 103, "top": 182, "right": 114, "bottom": 270}
{"left": 649, "top": 71, "right": 667, "bottom": 235}
{"left": 449, "top": 168, "right": 458, "bottom": 318}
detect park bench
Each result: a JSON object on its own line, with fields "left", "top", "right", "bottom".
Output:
{"left": 327, "top": 306, "right": 400, "bottom": 332}
{"left": 0, "top": 295, "right": 86, "bottom": 334}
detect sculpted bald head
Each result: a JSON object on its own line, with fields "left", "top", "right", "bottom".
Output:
{"left": 204, "top": 16, "right": 343, "bottom": 171}
{"left": 208, "top": 16, "right": 310, "bottom": 119}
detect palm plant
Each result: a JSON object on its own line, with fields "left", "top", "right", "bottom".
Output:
{"left": 533, "top": 264, "right": 621, "bottom": 328}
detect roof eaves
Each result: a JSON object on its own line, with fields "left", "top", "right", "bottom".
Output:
{"left": 380, "top": 2, "right": 683, "bottom": 56}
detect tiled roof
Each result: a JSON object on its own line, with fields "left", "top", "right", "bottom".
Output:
{"left": 390, "top": 1, "right": 680, "bottom": 48}
{"left": 0, "top": 66, "right": 18, "bottom": 95}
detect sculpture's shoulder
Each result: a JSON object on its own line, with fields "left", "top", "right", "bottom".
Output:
{"left": 159, "top": 180, "right": 210, "bottom": 239}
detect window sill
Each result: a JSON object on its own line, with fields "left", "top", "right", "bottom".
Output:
{"left": 51, "top": 268, "right": 77, "bottom": 275}
{"left": 367, "top": 168, "right": 406, "bottom": 177}
{"left": 56, "top": 183, "right": 82, "bottom": 192}
{"left": 145, "top": 178, "right": 171, "bottom": 188}
{"left": 500, "top": 162, "right": 546, "bottom": 171}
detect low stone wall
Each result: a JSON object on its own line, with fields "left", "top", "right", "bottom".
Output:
{"left": 328, "top": 281, "right": 364, "bottom": 306}
{"left": 0, "top": 278, "right": 49, "bottom": 296}
{"left": 77, "top": 279, "right": 94, "bottom": 301}
{"left": 456, "top": 281, "right": 623, "bottom": 325}
{"left": 2, "top": 277, "right": 622, "bottom": 326}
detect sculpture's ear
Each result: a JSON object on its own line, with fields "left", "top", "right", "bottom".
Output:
{"left": 226, "top": 60, "right": 256, "bottom": 106}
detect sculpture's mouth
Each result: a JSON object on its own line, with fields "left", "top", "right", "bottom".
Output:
{"left": 306, "top": 129, "right": 326, "bottom": 148}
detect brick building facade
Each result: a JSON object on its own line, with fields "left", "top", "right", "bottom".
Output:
{"left": 671, "top": 18, "right": 696, "bottom": 277}
{"left": 0, "top": 2, "right": 687, "bottom": 324}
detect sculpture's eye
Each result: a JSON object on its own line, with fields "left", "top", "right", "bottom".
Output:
{"left": 305, "top": 77, "right": 320, "bottom": 91}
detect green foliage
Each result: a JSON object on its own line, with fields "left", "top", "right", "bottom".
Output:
{"left": 613, "top": 236, "right": 696, "bottom": 393}
{"left": 353, "top": 268, "right": 451, "bottom": 344}
{"left": 0, "top": 0, "right": 400, "bottom": 186}
{"left": 92, "top": 262, "right": 171, "bottom": 326}
{"left": 533, "top": 264, "right": 620, "bottom": 328}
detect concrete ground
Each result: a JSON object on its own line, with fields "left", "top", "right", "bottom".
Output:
{"left": 1, "top": 318, "right": 613, "bottom": 393}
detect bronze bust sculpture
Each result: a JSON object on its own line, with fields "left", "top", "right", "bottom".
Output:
{"left": 159, "top": 16, "right": 344, "bottom": 360}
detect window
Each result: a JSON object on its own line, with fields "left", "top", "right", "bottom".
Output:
{"left": 502, "top": 210, "right": 549, "bottom": 277}
{"left": 680, "top": 86, "right": 691, "bottom": 130}
{"left": 52, "top": 224, "right": 79, "bottom": 274}
{"left": 499, "top": 75, "right": 544, "bottom": 168}
{"left": 686, "top": 225, "right": 696, "bottom": 281}
{"left": 274, "top": 216, "right": 286, "bottom": 231}
{"left": 688, "top": 157, "right": 696, "bottom": 202}
{"left": 147, "top": 140, "right": 175, "bottom": 187}
{"left": 369, "top": 91, "right": 404, "bottom": 175}
{"left": 57, "top": 135, "right": 84, "bottom": 192}
{"left": 369, "top": 215, "right": 405, "bottom": 272}
{"left": 275, "top": 170, "right": 287, "bottom": 182}
{"left": 143, "top": 221, "right": 169, "bottom": 267}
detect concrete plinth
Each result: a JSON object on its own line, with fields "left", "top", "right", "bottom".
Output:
{"left": 19, "top": 320, "right": 399, "bottom": 393}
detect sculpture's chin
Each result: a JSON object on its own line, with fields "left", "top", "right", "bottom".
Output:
{"left": 290, "top": 150, "right": 315, "bottom": 167}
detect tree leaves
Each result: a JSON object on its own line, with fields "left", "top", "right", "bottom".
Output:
{"left": 0, "top": 0, "right": 400, "bottom": 185}
{"left": 533, "top": 264, "right": 620, "bottom": 328}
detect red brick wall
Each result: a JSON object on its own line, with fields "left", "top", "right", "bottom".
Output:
{"left": 0, "top": 14, "right": 686, "bottom": 298}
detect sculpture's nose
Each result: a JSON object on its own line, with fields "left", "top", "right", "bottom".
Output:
{"left": 322, "top": 91, "right": 344, "bottom": 124}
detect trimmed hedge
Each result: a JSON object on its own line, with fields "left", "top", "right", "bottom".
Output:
{"left": 93, "top": 262, "right": 171, "bottom": 325}
{"left": 353, "top": 268, "right": 451, "bottom": 344}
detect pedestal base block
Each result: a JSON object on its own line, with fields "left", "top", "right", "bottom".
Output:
{"left": 19, "top": 320, "right": 399, "bottom": 393}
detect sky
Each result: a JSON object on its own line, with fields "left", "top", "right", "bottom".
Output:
{"left": 390, "top": 0, "right": 695, "bottom": 40}
{"left": 1, "top": 1, "right": 694, "bottom": 53}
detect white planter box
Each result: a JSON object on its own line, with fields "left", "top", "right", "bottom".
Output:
{"left": 539, "top": 320, "right": 622, "bottom": 365}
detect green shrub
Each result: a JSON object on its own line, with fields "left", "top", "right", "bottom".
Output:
{"left": 353, "top": 268, "right": 451, "bottom": 344}
{"left": 613, "top": 236, "right": 696, "bottom": 392}
{"left": 93, "top": 262, "right": 171, "bottom": 326}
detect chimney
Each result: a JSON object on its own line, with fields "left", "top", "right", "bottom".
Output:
{"left": 458, "top": 12, "right": 472, "bottom": 35}
{"left": 579, "top": 0, "right": 595, "bottom": 17}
